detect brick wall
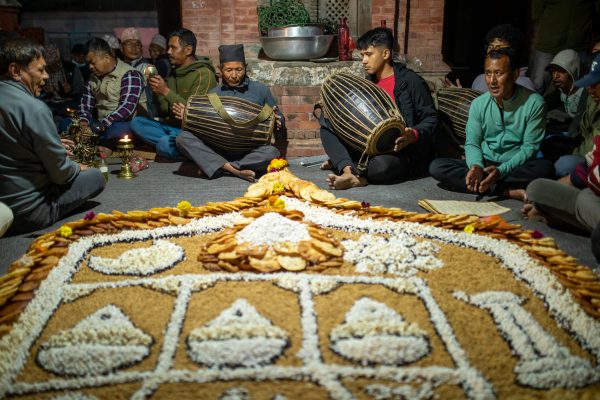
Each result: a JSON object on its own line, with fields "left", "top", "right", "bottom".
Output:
{"left": 181, "top": 0, "right": 448, "bottom": 157}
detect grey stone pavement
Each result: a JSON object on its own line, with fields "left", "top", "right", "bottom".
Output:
{"left": 0, "top": 157, "right": 597, "bottom": 275}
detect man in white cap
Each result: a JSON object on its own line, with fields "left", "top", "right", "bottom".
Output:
{"left": 120, "top": 27, "right": 155, "bottom": 118}
{"left": 175, "top": 44, "right": 283, "bottom": 182}
{"left": 149, "top": 33, "right": 170, "bottom": 78}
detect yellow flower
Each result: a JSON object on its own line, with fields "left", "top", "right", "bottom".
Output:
{"left": 463, "top": 224, "right": 475, "bottom": 234}
{"left": 273, "top": 198, "right": 286, "bottom": 209}
{"left": 59, "top": 225, "right": 73, "bottom": 237}
{"left": 177, "top": 200, "right": 192, "bottom": 213}
{"left": 267, "top": 158, "right": 288, "bottom": 172}
{"left": 272, "top": 182, "right": 285, "bottom": 194}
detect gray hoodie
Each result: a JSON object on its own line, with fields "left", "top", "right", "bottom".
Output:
{"left": 547, "top": 49, "right": 585, "bottom": 118}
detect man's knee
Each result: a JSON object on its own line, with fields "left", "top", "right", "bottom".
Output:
{"left": 265, "top": 145, "right": 280, "bottom": 159}
{"left": 0, "top": 202, "right": 14, "bottom": 238}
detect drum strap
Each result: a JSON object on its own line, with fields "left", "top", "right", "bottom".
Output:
{"left": 207, "top": 92, "right": 273, "bottom": 128}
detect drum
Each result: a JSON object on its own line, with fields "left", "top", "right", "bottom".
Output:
{"left": 183, "top": 93, "right": 275, "bottom": 152}
{"left": 436, "top": 87, "right": 481, "bottom": 142}
{"left": 316, "top": 73, "right": 405, "bottom": 171}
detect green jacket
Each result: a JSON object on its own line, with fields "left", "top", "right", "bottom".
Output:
{"left": 465, "top": 86, "right": 546, "bottom": 178}
{"left": 158, "top": 57, "right": 217, "bottom": 125}
{"left": 574, "top": 96, "right": 600, "bottom": 157}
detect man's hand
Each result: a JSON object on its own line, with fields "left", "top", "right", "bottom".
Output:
{"left": 441, "top": 77, "right": 462, "bottom": 88}
{"left": 61, "top": 138, "right": 75, "bottom": 157}
{"left": 478, "top": 165, "right": 500, "bottom": 193}
{"left": 466, "top": 164, "right": 484, "bottom": 192}
{"left": 172, "top": 102, "right": 186, "bottom": 120}
{"left": 393, "top": 127, "right": 417, "bottom": 152}
{"left": 149, "top": 75, "right": 169, "bottom": 97}
{"left": 273, "top": 106, "right": 284, "bottom": 129}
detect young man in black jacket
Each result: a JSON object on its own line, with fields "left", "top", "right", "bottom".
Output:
{"left": 320, "top": 27, "right": 438, "bottom": 189}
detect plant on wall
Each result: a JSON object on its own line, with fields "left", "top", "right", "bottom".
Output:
{"left": 257, "top": 0, "right": 311, "bottom": 35}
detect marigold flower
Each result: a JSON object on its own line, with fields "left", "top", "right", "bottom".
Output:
{"left": 59, "top": 225, "right": 73, "bottom": 237}
{"left": 83, "top": 211, "right": 96, "bottom": 221}
{"left": 273, "top": 198, "right": 286, "bottom": 209}
{"left": 272, "top": 182, "right": 285, "bottom": 194}
{"left": 464, "top": 224, "right": 475, "bottom": 234}
{"left": 177, "top": 201, "right": 192, "bottom": 213}
{"left": 267, "top": 157, "right": 288, "bottom": 172}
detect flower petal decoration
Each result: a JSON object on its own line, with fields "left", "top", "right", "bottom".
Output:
{"left": 464, "top": 225, "right": 475, "bottom": 234}
{"left": 177, "top": 200, "right": 192, "bottom": 214}
{"left": 83, "top": 211, "right": 96, "bottom": 221}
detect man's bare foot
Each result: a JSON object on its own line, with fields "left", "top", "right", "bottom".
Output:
{"left": 521, "top": 202, "right": 547, "bottom": 223}
{"left": 231, "top": 169, "right": 255, "bottom": 182}
{"left": 505, "top": 188, "right": 527, "bottom": 202}
{"left": 326, "top": 172, "right": 367, "bottom": 190}
{"left": 320, "top": 159, "right": 333, "bottom": 170}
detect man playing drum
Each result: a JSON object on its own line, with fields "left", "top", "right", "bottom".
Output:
{"left": 430, "top": 48, "right": 554, "bottom": 200}
{"left": 131, "top": 29, "right": 217, "bottom": 160}
{"left": 320, "top": 27, "right": 438, "bottom": 190}
{"left": 175, "top": 44, "right": 283, "bottom": 182}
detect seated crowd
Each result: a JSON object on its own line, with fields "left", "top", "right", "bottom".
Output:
{"left": 0, "top": 24, "right": 598, "bottom": 263}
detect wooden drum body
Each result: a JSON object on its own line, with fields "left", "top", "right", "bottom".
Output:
{"left": 183, "top": 93, "right": 275, "bottom": 152}
{"left": 436, "top": 87, "right": 481, "bottom": 143}
{"left": 318, "top": 73, "right": 406, "bottom": 164}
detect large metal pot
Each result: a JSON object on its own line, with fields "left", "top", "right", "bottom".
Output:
{"left": 267, "top": 25, "right": 323, "bottom": 37}
{"left": 260, "top": 35, "right": 334, "bottom": 61}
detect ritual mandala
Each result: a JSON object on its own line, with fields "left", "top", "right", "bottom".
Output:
{"left": 0, "top": 170, "right": 599, "bottom": 400}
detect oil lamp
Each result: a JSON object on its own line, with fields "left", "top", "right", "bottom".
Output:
{"left": 116, "top": 135, "right": 135, "bottom": 179}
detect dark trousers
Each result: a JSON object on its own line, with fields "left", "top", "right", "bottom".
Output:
{"left": 9, "top": 169, "right": 105, "bottom": 234}
{"left": 176, "top": 130, "right": 279, "bottom": 179}
{"left": 320, "top": 117, "right": 428, "bottom": 183}
{"left": 429, "top": 158, "right": 554, "bottom": 195}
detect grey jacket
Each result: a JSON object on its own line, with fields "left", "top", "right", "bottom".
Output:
{"left": 0, "top": 80, "right": 80, "bottom": 215}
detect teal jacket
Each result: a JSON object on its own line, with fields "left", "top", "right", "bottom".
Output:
{"left": 465, "top": 85, "right": 546, "bottom": 178}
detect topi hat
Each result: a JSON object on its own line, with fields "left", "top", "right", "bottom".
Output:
{"left": 120, "top": 27, "right": 141, "bottom": 42}
{"left": 218, "top": 44, "right": 245, "bottom": 64}
{"left": 102, "top": 34, "right": 120, "bottom": 50}
{"left": 150, "top": 33, "right": 167, "bottom": 49}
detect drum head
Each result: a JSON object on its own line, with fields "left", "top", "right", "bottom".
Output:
{"left": 375, "top": 127, "right": 402, "bottom": 153}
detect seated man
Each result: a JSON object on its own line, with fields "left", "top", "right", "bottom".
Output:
{"left": 321, "top": 27, "right": 438, "bottom": 190}
{"left": 524, "top": 135, "right": 600, "bottom": 263}
{"left": 131, "top": 28, "right": 217, "bottom": 159}
{"left": 120, "top": 27, "right": 155, "bottom": 118}
{"left": 149, "top": 33, "right": 170, "bottom": 79}
{"left": 540, "top": 49, "right": 588, "bottom": 169}
{"left": 78, "top": 37, "right": 149, "bottom": 148}
{"left": 175, "top": 44, "right": 282, "bottom": 182}
{"left": 470, "top": 24, "right": 535, "bottom": 93}
{"left": 430, "top": 48, "right": 554, "bottom": 200}
{"left": 0, "top": 37, "right": 104, "bottom": 234}
{"left": 551, "top": 53, "right": 600, "bottom": 180}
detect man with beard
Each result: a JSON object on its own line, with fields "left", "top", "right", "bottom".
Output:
{"left": 319, "top": 27, "right": 438, "bottom": 190}
{"left": 0, "top": 36, "right": 104, "bottom": 234}
{"left": 430, "top": 48, "right": 554, "bottom": 200}
{"left": 175, "top": 44, "right": 283, "bottom": 182}
{"left": 131, "top": 28, "right": 217, "bottom": 160}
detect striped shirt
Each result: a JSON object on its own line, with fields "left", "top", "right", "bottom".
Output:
{"left": 78, "top": 70, "right": 144, "bottom": 129}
